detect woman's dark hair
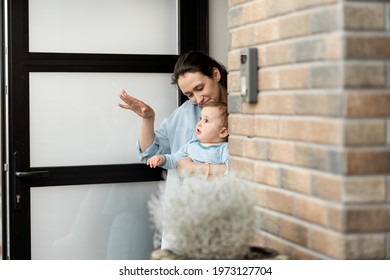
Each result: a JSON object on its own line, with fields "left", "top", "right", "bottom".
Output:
{"left": 171, "top": 51, "right": 228, "bottom": 90}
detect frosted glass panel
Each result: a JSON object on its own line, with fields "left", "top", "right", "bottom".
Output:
{"left": 31, "top": 182, "right": 158, "bottom": 259}
{"left": 30, "top": 72, "right": 178, "bottom": 167}
{"left": 29, "top": 0, "right": 178, "bottom": 54}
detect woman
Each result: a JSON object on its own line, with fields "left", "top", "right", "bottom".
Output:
{"left": 118, "top": 51, "right": 228, "bottom": 250}
{"left": 119, "top": 51, "right": 228, "bottom": 178}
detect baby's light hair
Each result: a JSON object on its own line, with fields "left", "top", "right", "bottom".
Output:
{"left": 202, "top": 101, "right": 228, "bottom": 128}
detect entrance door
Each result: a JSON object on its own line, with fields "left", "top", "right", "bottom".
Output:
{"left": 2, "top": 0, "right": 208, "bottom": 260}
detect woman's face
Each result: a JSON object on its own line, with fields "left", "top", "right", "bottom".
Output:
{"left": 177, "top": 69, "right": 223, "bottom": 107}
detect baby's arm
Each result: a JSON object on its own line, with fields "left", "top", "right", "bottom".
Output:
{"left": 147, "top": 142, "right": 190, "bottom": 170}
{"left": 147, "top": 155, "right": 165, "bottom": 168}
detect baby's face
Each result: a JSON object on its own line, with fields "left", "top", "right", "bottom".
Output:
{"left": 196, "top": 106, "right": 225, "bottom": 144}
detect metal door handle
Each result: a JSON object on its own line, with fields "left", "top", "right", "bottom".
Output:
{"left": 13, "top": 151, "right": 50, "bottom": 211}
{"left": 15, "top": 171, "right": 49, "bottom": 178}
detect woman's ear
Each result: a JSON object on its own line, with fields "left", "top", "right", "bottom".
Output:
{"left": 219, "top": 127, "right": 229, "bottom": 139}
{"left": 213, "top": 67, "right": 221, "bottom": 82}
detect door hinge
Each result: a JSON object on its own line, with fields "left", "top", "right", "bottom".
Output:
{"left": 4, "top": 163, "right": 9, "bottom": 172}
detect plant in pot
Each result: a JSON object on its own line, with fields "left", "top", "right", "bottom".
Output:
{"left": 148, "top": 174, "right": 281, "bottom": 260}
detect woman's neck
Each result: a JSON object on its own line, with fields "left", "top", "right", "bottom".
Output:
{"left": 219, "top": 85, "right": 228, "bottom": 103}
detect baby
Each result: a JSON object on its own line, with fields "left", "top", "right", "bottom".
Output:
{"left": 147, "top": 101, "right": 228, "bottom": 178}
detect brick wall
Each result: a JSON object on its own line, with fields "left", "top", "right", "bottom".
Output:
{"left": 227, "top": 0, "right": 390, "bottom": 259}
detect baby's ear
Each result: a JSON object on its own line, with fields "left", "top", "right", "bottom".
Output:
{"left": 219, "top": 127, "right": 229, "bottom": 138}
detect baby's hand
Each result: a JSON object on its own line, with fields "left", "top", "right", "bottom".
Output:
{"left": 147, "top": 155, "right": 165, "bottom": 168}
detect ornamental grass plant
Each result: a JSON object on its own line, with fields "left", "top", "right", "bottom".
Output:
{"left": 148, "top": 175, "right": 257, "bottom": 259}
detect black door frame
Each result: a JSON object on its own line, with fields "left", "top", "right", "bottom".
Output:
{"left": 2, "top": 0, "right": 208, "bottom": 260}
{"left": 1, "top": 0, "right": 6, "bottom": 260}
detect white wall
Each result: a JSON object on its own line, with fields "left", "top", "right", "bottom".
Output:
{"left": 209, "top": 0, "right": 228, "bottom": 67}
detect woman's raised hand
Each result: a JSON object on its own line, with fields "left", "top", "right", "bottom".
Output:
{"left": 118, "top": 89, "right": 155, "bottom": 119}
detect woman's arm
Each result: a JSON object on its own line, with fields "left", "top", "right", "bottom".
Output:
{"left": 119, "top": 90, "right": 155, "bottom": 152}
{"left": 139, "top": 115, "right": 155, "bottom": 152}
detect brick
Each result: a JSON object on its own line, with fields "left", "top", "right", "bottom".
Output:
{"left": 344, "top": 4, "right": 386, "bottom": 30}
{"left": 312, "top": 173, "right": 343, "bottom": 201}
{"left": 265, "top": 0, "right": 295, "bottom": 18}
{"left": 279, "top": 118, "right": 311, "bottom": 142}
{"left": 250, "top": 230, "right": 265, "bottom": 246}
{"left": 344, "top": 176, "right": 386, "bottom": 203}
{"left": 295, "top": 93, "right": 342, "bottom": 116}
{"left": 251, "top": 231, "right": 267, "bottom": 248}
{"left": 311, "top": 8, "right": 340, "bottom": 34}
{"left": 258, "top": 46, "right": 267, "bottom": 67}
{"left": 229, "top": 114, "right": 254, "bottom": 136}
{"left": 311, "top": 65, "right": 342, "bottom": 88}
{"left": 280, "top": 67, "right": 310, "bottom": 89}
{"left": 292, "top": 249, "right": 320, "bottom": 260}
{"left": 294, "top": 144, "right": 328, "bottom": 171}
{"left": 254, "top": 161, "right": 281, "bottom": 187}
{"left": 295, "top": 0, "right": 338, "bottom": 10}
{"left": 388, "top": 120, "right": 390, "bottom": 145}
{"left": 344, "top": 120, "right": 386, "bottom": 146}
{"left": 279, "top": 218, "right": 309, "bottom": 246}
{"left": 254, "top": 184, "right": 267, "bottom": 207}
{"left": 281, "top": 167, "right": 312, "bottom": 194}
{"left": 267, "top": 42, "right": 295, "bottom": 66}
{"left": 345, "top": 149, "right": 390, "bottom": 174}
{"left": 387, "top": 176, "right": 390, "bottom": 202}
{"left": 227, "top": 0, "right": 390, "bottom": 260}
{"left": 228, "top": 6, "right": 242, "bottom": 28}
{"left": 279, "top": 14, "right": 310, "bottom": 39}
{"left": 387, "top": 233, "right": 390, "bottom": 259}
{"left": 345, "top": 234, "right": 386, "bottom": 259}
{"left": 326, "top": 34, "right": 343, "bottom": 60}
{"left": 228, "top": 0, "right": 245, "bottom": 8}
{"left": 256, "top": 209, "right": 280, "bottom": 235}
{"left": 267, "top": 141, "right": 295, "bottom": 164}
{"left": 228, "top": 50, "right": 241, "bottom": 71}
{"left": 256, "top": 230, "right": 295, "bottom": 257}
{"left": 242, "top": 1, "right": 266, "bottom": 23}
{"left": 259, "top": 69, "right": 279, "bottom": 90}
{"left": 327, "top": 206, "right": 344, "bottom": 231}
{"left": 345, "top": 92, "right": 390, "bottom": 117}
{"left": 228, "top": 94, "right": 242, "bottom": 114}
{"left": 294, "top": 196, "right": 328, "bottom": 226}
{"left": 230, "top": 27, "right": 254, "bottom": 48}
{"left": 388, "top": 62, "right": 390, "bottom": 88}
{"left": 266, "top": 188, "right": 295, "bottom": 214}
{"left": 254, "top": 116, "right": 279, "bottom": 138}
{"left": 242, "top": 95, "right": 264, "bottom": 114}
{"left": 344, "top": 63, "right": 386, "bottom": 88}
{"left": 328, "top": 149, "right": 345, "bottom": 175}
{"left": 310, "top": 119, "right": 343, "bottom": 145}
{"left": 228, "top": 135, "right": 243, "bottom": 156}
{"left": 227, "top": 71, "right": 240, "bottom": 93}
{"left": 346, "top": 37, "right": 390, "bottom": 59}
{"left": 242, "top": 138, "right": 267, "bottom": 160}
{"left": 346, "top": 206, "right": 390, "bottom": 232}
{"left": 262, "top": 94, "right": 295, "bottom": 114}
{"left": 310, "top": 228, "right": 345, "bottom": 259}
{"left": 295, "top": 38, "right": 326, "bottom": 62}
{"left": 229, "top": 156, "right": 255, "bottom": 181}
{"left": 254, "top": 20, "right": 280, "bottom": 44}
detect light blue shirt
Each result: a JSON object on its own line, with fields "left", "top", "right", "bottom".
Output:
{"left": 137, "top": 100, "right": 225, "bottom": 250}
{"left": 138, "top": 100, "right": 201, "bottom": 163}
{"left": 160, "top": 139, "right": 228, "bottom": 170}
